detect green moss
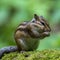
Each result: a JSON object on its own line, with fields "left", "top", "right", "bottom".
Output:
{"left": 2, "top": 49, "right": 60, "bottom": 60}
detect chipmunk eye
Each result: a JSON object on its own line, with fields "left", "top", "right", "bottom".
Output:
{"left": 41, "top": 22, "right": 45, "bottom": 25}
{"left": 32, "top": 20, "right": 35, "bottom": 22}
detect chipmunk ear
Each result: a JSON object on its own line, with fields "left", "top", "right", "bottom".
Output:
{"left": 34, "top": 14, "right": 39, "bottom": 20}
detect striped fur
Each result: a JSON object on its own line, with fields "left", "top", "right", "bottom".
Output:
{"left": 14, "top": 14, "right": 51, "bottom": 51}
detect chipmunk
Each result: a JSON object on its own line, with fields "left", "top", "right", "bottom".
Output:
{"left": 0, "top": 14, "right": 51, "bottom": 58}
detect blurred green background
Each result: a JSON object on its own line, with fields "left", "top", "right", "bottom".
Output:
{"left": 0, "top": 0, "right": 60, "bottom": 50}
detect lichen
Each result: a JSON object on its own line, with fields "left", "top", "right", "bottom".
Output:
{"left": 1, "top": 49, "right": 60, "bottom": 60}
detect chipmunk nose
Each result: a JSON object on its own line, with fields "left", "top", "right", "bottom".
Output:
{"left": 49, "top": 28, "right": 51, "bottom": 32}
{"left": 45, "top": 27, "right": 51, "bottom": 32}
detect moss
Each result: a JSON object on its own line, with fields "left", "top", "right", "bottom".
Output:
{"left": 1, "top": 49, "right": 60, "bottom": 60}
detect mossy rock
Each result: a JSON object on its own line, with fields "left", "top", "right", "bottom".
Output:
{"left": 1, "top": 49, "right": 60, "bottom": 60}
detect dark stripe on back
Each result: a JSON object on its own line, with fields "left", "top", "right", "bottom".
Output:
{"left": 15, "top": 21, "right": 39, "bottom": 38}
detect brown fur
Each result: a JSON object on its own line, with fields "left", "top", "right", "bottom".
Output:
{"left": 14, "top": 14, "right": 51, "bottom": 51}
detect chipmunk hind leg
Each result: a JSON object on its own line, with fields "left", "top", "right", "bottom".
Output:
{"left": 16, "top": 38, "right": 29, "bottom": 51}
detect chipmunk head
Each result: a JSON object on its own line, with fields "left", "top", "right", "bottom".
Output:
{"left": 29, "top": 14, "right": 51, "bottom": 38}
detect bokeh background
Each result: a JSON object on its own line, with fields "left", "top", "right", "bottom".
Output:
{"left": 0, "top": 0, "right": 60, "bottom": 50}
